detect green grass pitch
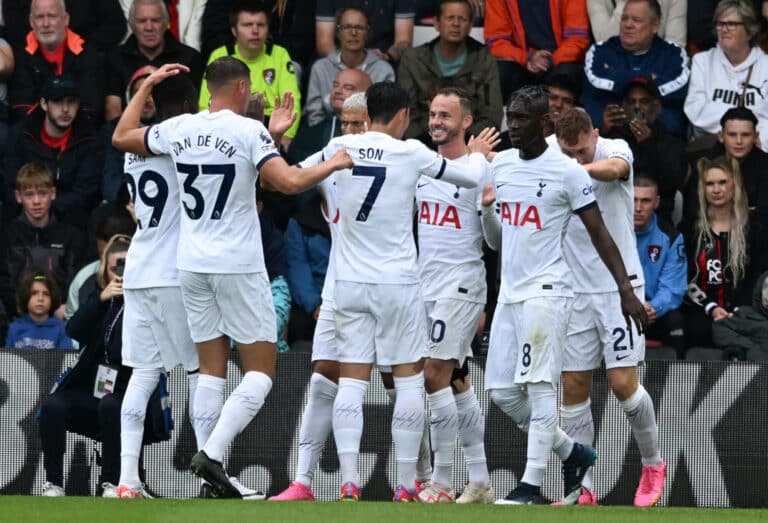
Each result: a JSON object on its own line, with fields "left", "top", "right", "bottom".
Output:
{"left": 2, "top": 498, "right": 767, "bottom": 523}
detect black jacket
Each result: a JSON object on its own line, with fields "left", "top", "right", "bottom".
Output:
{"left": 105, "top": 32, "right": 204, "bottom": 104}
{"left": 8, "top": 30, "right": 104, "bottom": 123}
{"left": 0, "top": 213, "right": 86, "bottom": 315}
{"left": 2, "top": 106, "right": 103, "bottom": 228}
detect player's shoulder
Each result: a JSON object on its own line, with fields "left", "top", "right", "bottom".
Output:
{"left": 596, "top": 135, "right": 632, "bottom": 159}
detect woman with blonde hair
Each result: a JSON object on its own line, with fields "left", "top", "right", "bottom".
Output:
{"left": 683, "top": 156, "right": 767, "bottom": 350}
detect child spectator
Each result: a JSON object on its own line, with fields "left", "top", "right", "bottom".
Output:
{"left": 5, "top": 271, "right": 72, "bottom": 349}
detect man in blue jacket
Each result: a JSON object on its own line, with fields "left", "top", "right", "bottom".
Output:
{"left": 582, "top": 0, "right": 689, "bottom": 137}
{"left": 634, "top": 174, "right": 686, "bottom": 355}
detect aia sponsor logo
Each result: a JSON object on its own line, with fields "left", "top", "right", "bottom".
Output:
{"left": 500, "top": 202, "right": 542, "bottom": 230}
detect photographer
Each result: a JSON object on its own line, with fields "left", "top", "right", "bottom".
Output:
{"left": 37, "top": 234, "right": 170, "bottom": 497}
{"left": 601, "top": 77, "right": 686, "bottom": 224}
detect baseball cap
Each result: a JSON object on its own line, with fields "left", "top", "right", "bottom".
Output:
{"left": 41, "top": 74, "right": 80, "bottom": 101}
{"left": 624, "top": 76, "right": 661, "bottom": 99}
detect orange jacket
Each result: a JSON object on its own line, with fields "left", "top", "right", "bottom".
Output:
{"left": 484, "top": 0, "right": 590, "bottom": 66}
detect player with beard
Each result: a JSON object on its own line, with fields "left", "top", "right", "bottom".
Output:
{"left": 414, "top": 87, "right": 494, "bottom": 504}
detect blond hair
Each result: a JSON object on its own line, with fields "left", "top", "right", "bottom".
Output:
{"left": 97, "top": 234, "right": 131, "bottom": 289}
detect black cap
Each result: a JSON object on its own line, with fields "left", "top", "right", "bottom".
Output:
{"left": 42, "top": 74, "right": 80, "bottom": 101}
{"left": 624, "top": 76, "right": 661, "bottom": 99}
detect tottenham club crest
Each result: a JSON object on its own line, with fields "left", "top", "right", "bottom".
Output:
{"left": 648, "top": 245, "right": 662, "bottom": 263}
{"left": 263, "top": 68, "right": 276, "bottom": 85}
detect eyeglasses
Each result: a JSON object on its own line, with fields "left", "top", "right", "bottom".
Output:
{"left": 337, "top": 24, "right": 368, "bottom": 33}
{"left": 715, "top": 21, "right": 745, "bottom": 31}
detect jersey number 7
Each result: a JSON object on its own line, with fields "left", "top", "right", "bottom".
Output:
{"left": 352, "top": 166, "right": 386, "bottom": 222}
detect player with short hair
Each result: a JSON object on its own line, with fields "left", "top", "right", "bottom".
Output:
{"left": 116, "top": 73, "right": 202, "bottom": 500}
{"left": 321, "top": 81, "right": 497, "bottom": 502}
{"left": 481, "top": 86, "right": 646, "bottom": 505}
{"left": 415, "top": 86, "right": 493, "bottom": 504}
{"left": 553, "top": 107, "right": 665, "bottom": 507}
{"left": 112, "top": 57, "right": 352, "bottom": 498}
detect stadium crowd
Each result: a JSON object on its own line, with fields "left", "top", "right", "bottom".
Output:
{"left": 1, "top": 0, "right": 768, "bottom": 506}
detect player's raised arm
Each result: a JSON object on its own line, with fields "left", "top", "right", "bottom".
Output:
{"left": 582, "top": 156, "right": 630, "bottom": 182}
{"left": 480, "top": 181, "right": 500, "bottom": 250}
{"left": 112, "top": 63, "right": 189, "bottom": 155}
{"left": 260, "top": 149, "right": 352, "bottom": 194}
{"left": 577, "top": 204, "right": 648, "bottom": 333}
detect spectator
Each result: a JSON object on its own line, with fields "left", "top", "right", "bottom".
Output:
{"left": 305, "top": 6, "right": 393, "bottom": 127}
{"left": 3, "top": 74, "right": 102, "bottom": 229}
{"left": 685, "top": 0, "right": 768, "bottom": 147}
{"left": 602, "top": 76, "right": 686, "bottom": 223}
{"left": 5, "top": 270, "right": 72, "bottom": 349}
{"left": 104, "top": 0, "right": 203, "bottom": 121}
{"left": 201, "top": 1, "right": 316, "bottom": 82}
{"left": 543, "top": 72, "right": 581, "bottom": 137}
{"left": 587, "top": 0, "right": 687, "bottom": 47}
{"left": 3, "top": 0, "right": 126, "bottom": 53}
{"left": 8, "top": 0, "right": 103, "bottom": 123}
{"left": 259, "top": 204, "right": 291, "bottom": 352}
{"left": 315, "top": 0, "right": 414, "bottom": 63}
{"left": 634, "top": 175, "right": 687, "bottom": 355}
{"left": 0, "top": 161, "right": 85, "bottom": 321}
{"left": 397, "top": 0, "right": 502, "bottom": 143}
{"left": 285, "top": 193, "right": 330, "bottom": 343}
{"left": 711, "top": 269, "right": 768, "bottom": 359}
{"left": 0, "top": 35, "right": 14, "bottom": 146}
{"left": 685, "top": 106, "right": 768, "bottom": 226}
{"left": 38, "top": 234, "right": 170, "bottom": 498}
{"left": 65, "top": 208, "right": 135, "bottom": 323}
{"left": 484, "top": 0, "right": 589, "bottom": 103}
{"left": 683, "top": 155, "right": 768, "bottom": 348}
{"left": 120, "top": 0, "right": 207, "bottom": 52}
{"left": 288, "top": 68, "right": 371, "bottom": 164}
{"left": 199, "top": 0, "right": 301, "bottom": 149}
{"left": 583, "top": 0, "right": 690, "bottom": 137}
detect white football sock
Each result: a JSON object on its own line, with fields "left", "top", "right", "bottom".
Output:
{"left": 489, "top": 385, "right": 530, "bottom": 431}
{"left": 621, "top": 385, "right": 662, "bottom": 466}
{"left": 521, "top": 382, "right": 560, "bottom": 487}
{"left": 119, "top": 368, "right": 161, "bottom": 488}
{"left": 561, "top": 399, "right": 594, "bottom": 490}
{"left": 387, "top": 386, "right": 431, "bottom": 480}
{"left": 191, "top": 374, "right": 226, "bottom": 451}
{"left": 203, "top": 371, "right": 272, "bottom": 462}
{"left": 295, "top": 373, "right": 338, "bottom": 487}
{"left": 186, "top": 371, "right": 199, "bottom": 427}
{"left": 333, "top": 377, "right": 369, "bottom": 486}
{"left": 455, "top": 387, "right": 489, "bottom": 485}
{"left": 427, "top": 387, "right": 457, "bottom": 488}
{"left": 392, "top": 373, "right": 425, "bottom": 490}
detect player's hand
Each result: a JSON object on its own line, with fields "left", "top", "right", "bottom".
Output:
{"left": 602, "top": 104, "right": 626, "bottom": 131}
{"left": 100, "top": 277, "right": 124, "bottom": 302}
{"left": 468, "top": 127, "right": 501, "bottom": 158}
{"left": 481, "top": 182, "right": 496, "bottom": 207}
{"left": 620, "top": 288, "right": 647, "bottom": 335}
{"left": 643, "top": 302, "right": 657, "bottom": 324}
{"left": 245, "top": 92, "right": 266, "bottom": 122}
{"left": 711, "top": 306, "right": 733, "bottom": 321}
{"left": 145, "top": 63, "right": 189, "bottom": 88}
{"left": 268, "top": 92, "right": 298, "bottom": 140}
{"left": 328, "top": 149, "right": 353, "bottom": 170}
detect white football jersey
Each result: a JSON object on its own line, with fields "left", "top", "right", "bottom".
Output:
{"left": 146, "top": 110, "right": 279, "bottom": 273}
{"left": 122, "top": 153, "right": 181, "bottom": 289}
{"left": 491, "top": 145, "right": 596, "bottom": 303}
{"left": 416, "top": 155, "right": 490, "bottom": 303}
{"left": 556, "top": 136, "right": 645, "bottom": 292}
{"left": 322, "top": 131, "right": 485, "bottom": 284}
{"left": 299, "top": 151, "right": 339, "bottom": 303}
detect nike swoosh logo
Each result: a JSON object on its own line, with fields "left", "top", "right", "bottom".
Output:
{"left": 615, "top": 354, "right": 631, "bottom": 360}
{"left": 496, "top": 183, "right": 508, "bottom": 189}
{"left": 520, "top": 369, "right": 529, "bottom": 375}
{"left": 417, "top": 183, "right": 429, "bottom": 188}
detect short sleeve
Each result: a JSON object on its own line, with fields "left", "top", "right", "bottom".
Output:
{"left": 409, "top": 141, "right": 447, "bottom": 178}
{"left": 603, "top": 138, "right": 634, "bottom": 178}
{"left": 565, "top": 164, "right": 597, "bottom": 213}
{"left": 475, "top": 161, "right": 492, "bottom": 211}
{"left": 145, "top": 118, "right": 176, "bottom": 156}
{"left": 248, "top": 120, "right": 280, "bottom": 169}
